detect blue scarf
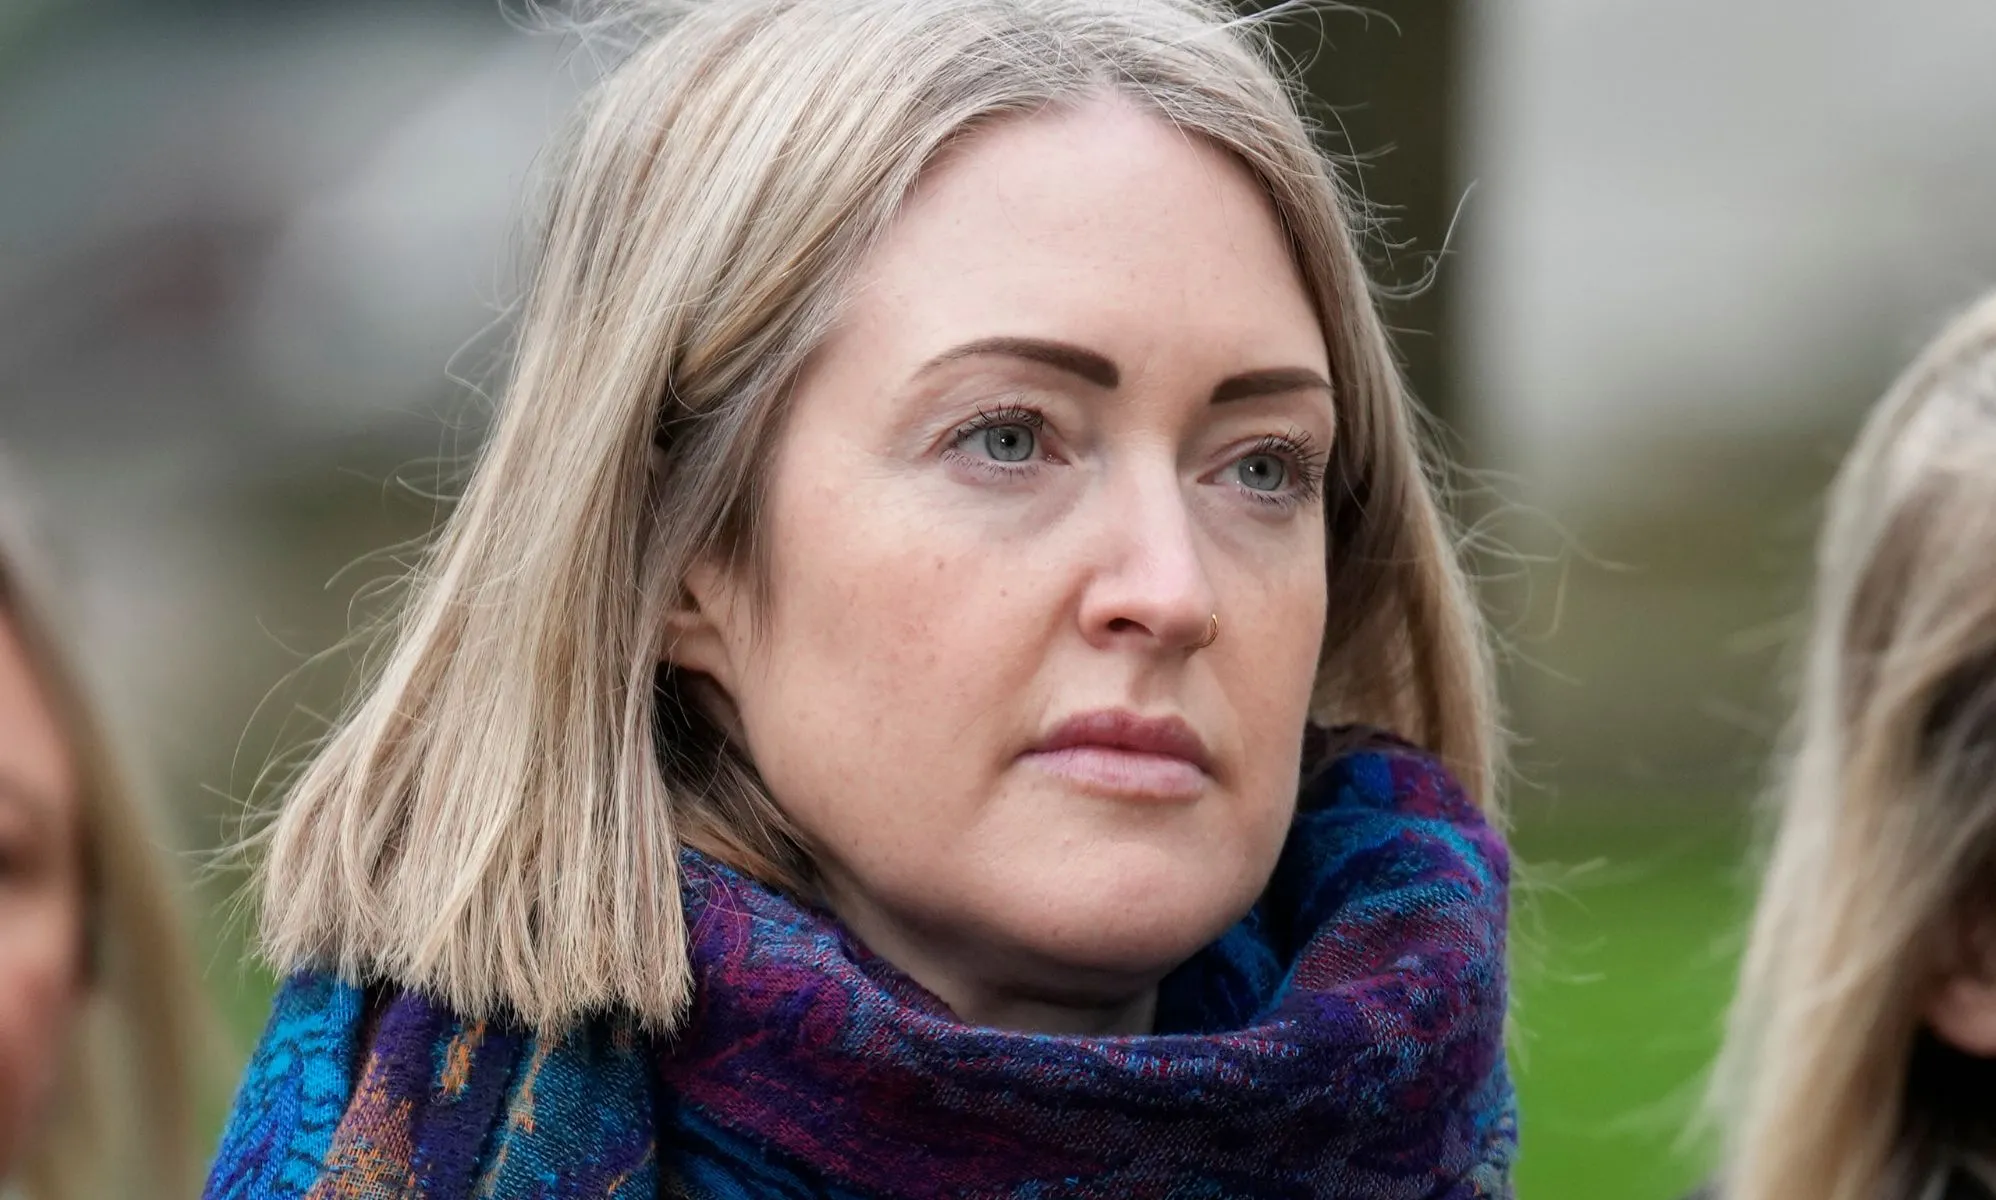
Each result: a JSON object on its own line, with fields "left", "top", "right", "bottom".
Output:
{"left": 207, "top": 737, "right": 1515, "bottom": 1199}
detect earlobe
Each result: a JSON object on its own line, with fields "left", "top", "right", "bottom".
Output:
{"left": 648, "top": 445, "right": 734, "bottom": 683}
{"left": 661, "top": 598, "right": 728, "bottom": 683}
{"left": 661, "top": 608, "right": 725, "bottom": 676}
{"left": 1927, "top": 975, "right": 1996, "bottom": 1058}
{"left": 659, "top": 561, "right": 740, "bottom": 692}
{"left": 659, "top": 569, "right": 752, "bottom": 745}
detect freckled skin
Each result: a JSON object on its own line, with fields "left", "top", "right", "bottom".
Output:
{"left": 0, "top": 613, "right": 85, "bottom": 1177}
{"left": 673, "top": 98, "right": 1331, "bottom": 1034}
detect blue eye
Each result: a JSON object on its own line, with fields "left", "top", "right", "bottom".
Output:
{"left": 1235, "top": 452, "right": 1287, "bottom": 492}
{"left": 950, "top": 406, "right": 1046, "bottom": 466}
{"left": 980, "top": 424, "right": 1037, "bottom": 463}
{"left": 1219, "top": 432, "right": 1327, "bottom": 510}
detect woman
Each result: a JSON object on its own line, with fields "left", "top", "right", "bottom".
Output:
{"left": 211, "top": 0, "right": 1515, "bottom": 1195}
{"left": 0, "top": 466, "right": 207, "bottom": 1198}
{"left": 1710, "top": 292, "right": 1996, "bottom": 1200}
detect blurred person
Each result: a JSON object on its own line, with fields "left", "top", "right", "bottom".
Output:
{"left": 208, "top": 1, "right": 1515, "bottom": 1196}
{"left": 0, "top": 463, "right": 208, "bottom": 1199}
{"left": 1709, "top": 291, "right": 1996, "bottom": 1200}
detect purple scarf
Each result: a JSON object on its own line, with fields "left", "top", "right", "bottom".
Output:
{"left": 206, "top": 737, "right": 1514, "bottom": 1199}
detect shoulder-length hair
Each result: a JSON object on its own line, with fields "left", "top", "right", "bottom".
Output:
{"left": 1711, "top": 291, "right": 1996, "bottom": 1200}
{"left": 0, "top": 469, "right": 207, "bottom": 1200}
{"left": 257, "top": 0, "right": 1501, "bottom": 1034}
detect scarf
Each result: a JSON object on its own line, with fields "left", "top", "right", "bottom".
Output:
{"left": 206, "top": 737, "right": 1515, "bottom": 1200}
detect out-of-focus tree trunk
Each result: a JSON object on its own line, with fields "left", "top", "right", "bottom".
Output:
{"left": 1257, "top": 2, "right": 1466, "bottom": 437}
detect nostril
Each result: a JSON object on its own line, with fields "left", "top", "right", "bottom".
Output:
{"left": 1106, "top": 617, "right": 1142, "bottom": 634}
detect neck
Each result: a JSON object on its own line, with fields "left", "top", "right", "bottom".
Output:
{"left": 819, "top": 877, "right": 1161, "bottom": 1036}
{"left": 936, "top": 979, "right": 1158, "bottom": 1037}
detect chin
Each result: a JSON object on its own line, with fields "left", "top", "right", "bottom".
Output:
{"left": 995, "top": 847, "right": 1265, "bottom": 979}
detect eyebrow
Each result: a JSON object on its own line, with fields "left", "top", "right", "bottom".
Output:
{"left": 926, "top": 337, "right": 1120, "bottom": 388}
{"left": 1210, "top": 366, "right": 1334, "bottom": 404}
{"left": 920, "top": 336, "right": 1331, "bottom": 404}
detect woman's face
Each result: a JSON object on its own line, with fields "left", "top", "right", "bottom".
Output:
{"left": 0, "top": 611, "right": 84, "bottom": 1174}
{"left": 676, "top": 97, "right": 1331, "bottom": 1031}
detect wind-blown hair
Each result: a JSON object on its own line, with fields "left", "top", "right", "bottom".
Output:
{"left": 0, "top": 468, "right": 207, "bottom": 1200}
{"left": 257, "top": 0, "right": 1500, "bottom": 1034}
{"left": 1712, "top": 291, "right": 1996, "bottom": 1200}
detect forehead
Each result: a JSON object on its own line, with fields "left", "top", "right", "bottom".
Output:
{"left": 0, "top": 610, "right": 77, "bottom": 819}
{"left": 843, "top": 96, "right": 1328, "bottom": 377}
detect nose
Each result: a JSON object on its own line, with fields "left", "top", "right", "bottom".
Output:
{"left": 1075, "top": 462, "right": 1219, "bottom": 653}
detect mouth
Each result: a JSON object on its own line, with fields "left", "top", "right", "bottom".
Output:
{"left": 1021, "top": 709, "right": 1213, "bottom": 802}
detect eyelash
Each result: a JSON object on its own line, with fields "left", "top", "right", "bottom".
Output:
{"left": 941, "top": 405, "right": 1048, "bottom": 477}
{"left": 945, "top": 406, "right": 1329, "bottom": 509}
{"left": 1237, "top": 430, "right": 1329, "bottom": 511}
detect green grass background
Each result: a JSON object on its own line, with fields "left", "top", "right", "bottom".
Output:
{"left": 1508, "top": 815, "right": 1751, "bottom": 1198}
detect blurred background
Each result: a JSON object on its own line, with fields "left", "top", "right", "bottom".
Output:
{"left": 5, "top": 0, "right": 1996, "bottom": 1194}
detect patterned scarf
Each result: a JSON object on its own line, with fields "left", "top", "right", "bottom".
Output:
{"left": 206, "top": 738, "right": 1515, "bottom": 1200}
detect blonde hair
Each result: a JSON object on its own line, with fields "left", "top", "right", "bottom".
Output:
{"left": 1713, "top": 291, "right": 1996, "bottom": 1200}
{"left": 0, "top": 469, "right": 208, "bottom": 1200}
{"left": 257, "top": 0, "right": 1500, "bottom": 1034}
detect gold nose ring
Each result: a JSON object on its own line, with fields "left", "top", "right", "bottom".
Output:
{"left": 1192, "top": 613, "right": 1220, "bottom": 650}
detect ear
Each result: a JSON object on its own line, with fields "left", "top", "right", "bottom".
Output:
{"left": 660, "top": 557, "right": 744, "bottom": 696}
{"left": 1927, "top": 974, "right": 1996, "bottom": 1058}
{"left": 660, "top": 561, "right": 754, "bottom": 746}
{"left": 1928, "top": 910, "right": 1996, "bottom": 1058}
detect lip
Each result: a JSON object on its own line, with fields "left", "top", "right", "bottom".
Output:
{"left": 1021, "top": 709, "right": 1214, "bottom": 801}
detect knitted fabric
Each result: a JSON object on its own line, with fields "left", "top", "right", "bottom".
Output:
{"left": 207, "top": 738, "right": 1515, "bottom": 1199}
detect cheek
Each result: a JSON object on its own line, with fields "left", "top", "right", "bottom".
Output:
{"left": 734, "top": 472, "right": 1046, "bottom": 841}
{"left": 0, "top": 900, "right": 86, "bottom": 1174}
{"left": 1216, "top": 535, "right": 1326, "bottom": 810}
{"left": 1226, "top": 532, "right": 1327, "bottom": 712}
